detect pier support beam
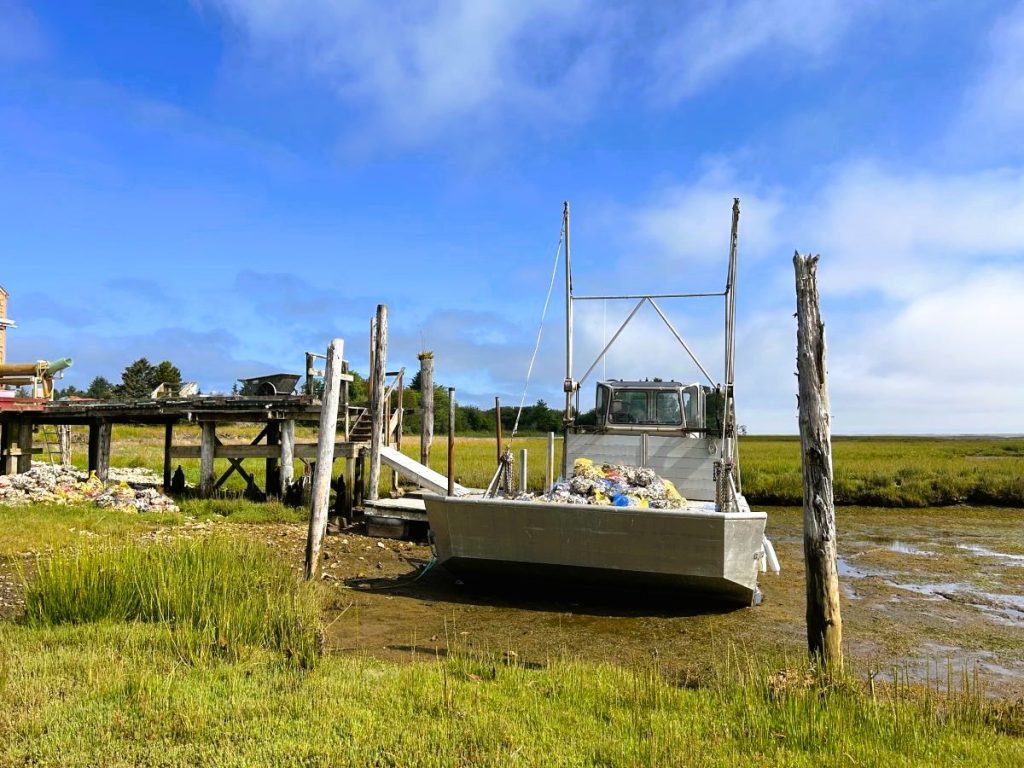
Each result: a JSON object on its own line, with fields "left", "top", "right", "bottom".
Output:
{"left": 87, "top": 422, "right": 111, "bottom": 481}
{"left": 794, "top": 252, "right": 843, "bottom": 671}
{"left": 265, "top": 420, "right": 281, "bottom": 497}
{"left": 163, "top": 423, "right": 174, "bottom": 489}
{"left": 200, "top": 422, "right": 217, "bottom": 497}
{"left": 419, "top": 351, "right": 434, "bottom": 467}
{"left": 367, "top": 304, "right": 388, "bottom": 502}
{"left": 281, "top": 419, "right": 296, "bottom": 488}
{"left": 305, "top": 337, "right": 344, "bottom": 580}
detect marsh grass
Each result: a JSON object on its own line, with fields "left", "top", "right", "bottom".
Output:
{"left": 1, "top": 626, "right": 1020, "bottom": 766}
{"left": 22, "top": 536, "right": 322, "bottom": 668}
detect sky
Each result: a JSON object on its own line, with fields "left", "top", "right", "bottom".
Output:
{"left": 2, "top": 0, "right": 1023, "bottom": 434}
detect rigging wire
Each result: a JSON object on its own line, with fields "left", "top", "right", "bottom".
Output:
{"left": 511, "top": 226, "right": 565, "bottom": 441}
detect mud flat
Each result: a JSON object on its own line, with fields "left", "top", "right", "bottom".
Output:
{"left": 312, "top": 505, "right": 1024, "bottom": 695}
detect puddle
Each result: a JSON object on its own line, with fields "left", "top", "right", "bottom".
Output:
{"left": 886, "top": 540, "right": 934, "bottom": 556}
{"left": 956, "top": 544, "right": 1024, "bottom": 565}
{"left": 884, "top": 580, "right": 1024, "bottom": 624}
{"left": 837, "top": 556, "right": 892, "bottom": 580}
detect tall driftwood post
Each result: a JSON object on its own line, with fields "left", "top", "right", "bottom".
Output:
{"left": 447, "top": 387, "right": 456, "bottom": 496}
{"left": 305, "top": 338, "right": 344, "bottom": 580}
{"left": 794, "top": 252, "right": 843, "bottom": 670}
{"left": 367, "top": 305, "right": 388, "bottom": 502}
{"left": 418, "top": 352, "right": 434, "bottom": 467}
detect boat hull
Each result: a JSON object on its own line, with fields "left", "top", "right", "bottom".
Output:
{"left": 424, "top": 496, "right": 768, "bottom": 606}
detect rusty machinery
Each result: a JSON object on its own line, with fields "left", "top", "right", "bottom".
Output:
{"left": 0, "top": 285, "right": 73, "bottom": 400}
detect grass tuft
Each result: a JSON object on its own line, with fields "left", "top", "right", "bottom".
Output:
{"left": 22, "top": 536, "right": 322, "bottom": 668}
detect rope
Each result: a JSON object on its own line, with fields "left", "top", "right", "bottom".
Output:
{"left": 511, "top": 226, "right": 564, "bottom": 440}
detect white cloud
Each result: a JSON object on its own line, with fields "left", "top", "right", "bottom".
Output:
{"left": 204, "top": 0, "right": 612, "bottom": 146}
{"left": 952, "top": 1, "right": 1024, "bottom": 155}
{"left": 202, "top": 0, "right": 882, "bottom": 147}
{"left": 620, "top": 157, "right": 1024, "bottom": 433}
{"left": 810, "top": 162, "right": 1024, "bottom": 299}
{"left": 648, "top": 0, "right": 866, "bottom": 102}
{"left": 631, "top": 165, "right": 784, "bottom": 266}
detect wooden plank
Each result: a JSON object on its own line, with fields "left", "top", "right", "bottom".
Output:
{"left": 305, "top": 337, "right": 344, "bottom": 580}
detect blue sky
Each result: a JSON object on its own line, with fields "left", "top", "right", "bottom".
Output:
{"left": 2, "top": 0, "right": 1023, "bottom": 433}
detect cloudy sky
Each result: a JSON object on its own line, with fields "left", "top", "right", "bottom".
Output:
{"left": 2, "top": 0, "right": 1023, "bottom": 434}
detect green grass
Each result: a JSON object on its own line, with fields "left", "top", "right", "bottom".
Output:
{"left": 741, "top": 436, "right": 1024, "bottom": 507}
{"left": 0, "top": 624, "right": 1020, "bottom": 766}
{"left": 22, "top": 536, "right": 322, "bottom": 668}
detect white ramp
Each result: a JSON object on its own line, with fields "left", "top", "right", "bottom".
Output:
{"left": 378, "top": 445, "right": 469, "bottom": 496}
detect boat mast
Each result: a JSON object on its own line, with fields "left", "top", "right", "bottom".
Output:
{"left": 562, "top": 201, "right": 573, "bottom": 478}
{"left": 720, "top": 198, "right": 740, "bottom": 506}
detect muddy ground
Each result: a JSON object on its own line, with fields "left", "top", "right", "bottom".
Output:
{"left": 304, "top": 505, "right": 1023, "bottom": 695}
{"left": 4, "top": 505, "right": 1021, "bottom": 696}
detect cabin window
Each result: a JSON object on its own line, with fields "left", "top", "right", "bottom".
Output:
{"left": 682, "top": 386, "right": 700, "bottom": 427}
{"left": 595, "top": 385, "right": 610, "bottom": 426}
{"left": 653, "top": 391, "right": 683, "bottom": 425}
{"left": 609, "top": 390, "right": 648, "bottom": 424}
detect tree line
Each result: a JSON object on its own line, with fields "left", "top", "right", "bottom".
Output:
{"left": 55, "top": 358, "right": 183, "bottom": 400}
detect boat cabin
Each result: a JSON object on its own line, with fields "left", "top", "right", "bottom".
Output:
{"left": 593, "top": 379, "right": 721, "bottom": 435}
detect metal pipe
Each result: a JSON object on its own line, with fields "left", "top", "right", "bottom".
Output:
{"left": 576, "top": 298, "right": 647, "bottom": 388}
{"left": 563, "top": 201, "right": 573, "bottom": 425}
{"left": 447, "top": 387, "right": 456, "bottom": 496}
{"left": 647, "top": 300, "right": 715, "bottom": 386}
{"left": 573, "top": 291, "right": 725, "bottom": 301}
{"left": 43, "top": 358, "right": 72, "bottom": 376}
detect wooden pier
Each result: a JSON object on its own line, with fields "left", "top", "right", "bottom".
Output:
{"left": 0, "top": 395, "right": 364, "bottom": 508}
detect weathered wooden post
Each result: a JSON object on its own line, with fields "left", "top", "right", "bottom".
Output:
{"left": 419, "top": 352, "right": 434, "bottom": 467}
{"left": 58, "top": 424, "right": 71, "bottom": 467}
{"left": 16, "top": 419, "right": 34, "bottom": 475}
{"left": 280, "top": 419, "right": 296, "bottom": 488}
{"left": 494, "top": 396, "right": 502, "bottom": 466}
{"left": 447, "top": 387, "right": 456, "bottom": 496}
{"left": 367, "top": 305, "right": 388, "bottom": 502}
{"left": 199, "top": 422, "right": 216, "bottom": 496}
{"left": 545, "top": 431, "right": 556, "bottom": 491}
{"left": 794, "top": 252, "right": 843, "bottom": 670}
{"left": 518, "top": 448, "right": 528, "bottom": 493}
{"left": 265, "top": 420, "right": 281, "bottom": 497}
{"left": 162, "top": 423, "right": 173, "bottom": 487}
{"left": 305, "top": 338, "right": 344, "bottom": 580}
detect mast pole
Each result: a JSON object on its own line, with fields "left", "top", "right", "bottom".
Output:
{"left": 720, "top": 199, "right": 740, "bottom": 506}
{"left": 562, "top": 201, "right": 573, "bottom": 479}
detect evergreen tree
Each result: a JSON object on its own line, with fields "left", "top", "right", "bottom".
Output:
{"left": 86, "top": 375, "right": 114, "bottom": 400}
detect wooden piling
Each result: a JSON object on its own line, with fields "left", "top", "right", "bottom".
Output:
{"left": 199, "top": 422, "right": 216, "bottom": 496}
{"left": 16, "top": 420, "right": 33, "bottom": 475}
{"left": 265, "top": 420, "right": 281, "bottom": 497}
{"left": 794, "top": 252, "right": 843, "bottom": 670}
{"left": 546, "top": 431, "right": 555, "bottom": 491}
{"left": 418, "top": 352, "right": 434, "bottom": 467}
{"left": 519, "top": 448, "right": 528, "bottom": 493}
{"left": 0, "top": 423, "right": 12, "bottom": 475}
{"left": 305, "top": 338, "right": 344, "bottom": 580}
{"left": 367, "top": 305, "right": 388, "bottom": 502}
{"left": 447, "top": 387, "right": 456, "bottom": 496}
{"left": 494, "top": 396, "right": 502, "bottom": 466}
{"left": 162, "top": 423, "right": 173, "bottom": 488}
{"left": 281, "top": 419, "right": 296, "bottom": 488}
{"left": 58, "top": 425, "right": 71, "bottom": 467}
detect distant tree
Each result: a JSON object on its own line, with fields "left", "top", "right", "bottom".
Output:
{"left": 151, "top": 360, "right": 182, "bottom": 389}
{"left": 114, "top": 358, "right": 184, "bottom": 399}
{"left": 230, "top": 381, "right": 240, "bottom": 396}
{"left": 86, "top": 376, "right": 115, "bottom": 399}
{"left": 54, "top": 385, "right": 84, "bottom": 399}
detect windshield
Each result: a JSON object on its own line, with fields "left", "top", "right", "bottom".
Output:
{"left": 607, "top": 389, "right": 683, "bottom": 426}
